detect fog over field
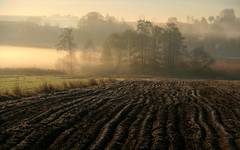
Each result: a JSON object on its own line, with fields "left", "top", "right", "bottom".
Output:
{"left": 0, "top": 46, "right": 102, "bottom": 69}
{"left": 0, "top": 46, "right": 64, "bottom": 69}
{"left": 0, "top": 0, "right": 239, "bottom": 78}
{"left": 1, "top": 1, "right": 240, "bottom": 150}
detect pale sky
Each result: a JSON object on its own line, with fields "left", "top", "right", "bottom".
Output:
{"left": 0, "top": 0, "right": 239, "bottom": 22}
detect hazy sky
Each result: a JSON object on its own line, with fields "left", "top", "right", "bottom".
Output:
{"left": 0, "top": 0, "right": 239, "bottom": 21}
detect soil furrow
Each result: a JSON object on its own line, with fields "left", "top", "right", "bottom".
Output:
{"left": 0, "top": 80, "right": 239, "bottom": 150}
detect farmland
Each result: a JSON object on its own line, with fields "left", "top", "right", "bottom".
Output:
{"left": 0, "top": 79, "right": 240, "bottom": 149}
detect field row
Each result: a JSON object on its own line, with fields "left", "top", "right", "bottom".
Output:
{"left": 0, "top": 80, "right": 240, "bottom": 149}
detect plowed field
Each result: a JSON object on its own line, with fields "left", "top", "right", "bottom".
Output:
{"left": 0, "top": 80, "right": 240, "bottom": 150}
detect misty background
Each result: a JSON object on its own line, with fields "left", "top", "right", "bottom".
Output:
{"left": 0, "top": 10, "right": 239, "bottom": 56}
{"left": 0, "top": 0, "right": 240, "bottom": 78}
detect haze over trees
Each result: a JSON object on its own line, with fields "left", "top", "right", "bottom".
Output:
{"left": 0, "top": 9, "right": 239, "bottom": 58}
{"left": 56, "top": 28, "right": 76, "bottom": 74}
{"left": 0, "top": 9, "right": 239, "bottom": 77}
{"left": 181, "top": 9, "right": 240, "bottom": 58}
{"left": 102, "top": 20, "right": 214, "bottom": 74}
{"left": 77, "top": 12, "right": 131, "bottom": 46}
{"left": 0, "top": 12, "right": 131, "bottom": 48}
{"left": 1, "top": 1, "right": 240, "bottom": 148}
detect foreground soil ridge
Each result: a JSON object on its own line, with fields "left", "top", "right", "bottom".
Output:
{"left": 0, "top": 80, "right": 240, "bottom": 149}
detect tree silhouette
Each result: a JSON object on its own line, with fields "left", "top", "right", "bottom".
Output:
{"left": 56, "top": 28, "right": 76, "bottom": 74}
{"left": 136, "top": 20, "right": 153, "bottom": 66}
{"left": 151, "top": 25, "right": 164, "bottom": 65}
{"left": 103, "top": 21, "right": 187, "bottom": 71}
{"left": 162, "top": 23, "right": 185, "bottom": 69}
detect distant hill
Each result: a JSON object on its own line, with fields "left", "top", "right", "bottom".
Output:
{"left": 0, "top": 15, "right": 79, "bottom": 28}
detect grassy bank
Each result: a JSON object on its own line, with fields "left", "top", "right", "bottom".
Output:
{"left": 0, "top": 75, "right": 115, "bottom": 97}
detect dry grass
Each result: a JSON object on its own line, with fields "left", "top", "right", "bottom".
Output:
{"left": 0, "top": 78, "right": 116, "bottom": 97}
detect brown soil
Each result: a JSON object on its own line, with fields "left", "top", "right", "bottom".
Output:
{"left": 0, "top": 80, "right": 240, "bottom": 150}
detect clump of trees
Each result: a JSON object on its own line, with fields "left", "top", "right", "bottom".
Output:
{"left": 183, "top": 9, "right": 240, "bottom": 58}
{"left": 102, "top": 20, "right": 214, "bottom": 74}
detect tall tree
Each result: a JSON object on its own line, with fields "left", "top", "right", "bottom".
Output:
{"left": 151, "top": 25, "right": 164, "bottom": 65}
{"left": 121, "top": 30, "right": 138, "bottom": 65}
{"left": 162, "top": 23, "right": 185, "bottom": 69}
{"left": 136, "top": 20, "right": 153, "bottom": 66}
{"left": 56, "top": 28, "right": 76, "bottom": 74}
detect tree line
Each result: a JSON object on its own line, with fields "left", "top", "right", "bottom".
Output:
{"left": 1, "top": 10, "right": 240, "bottom": 59}
{"left": 101, "top": 20, "right": 214, "bottom": 73}
{"left": 57, "top": 19, "right": 215, "bottom": 74}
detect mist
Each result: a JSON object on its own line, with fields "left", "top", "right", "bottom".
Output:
{"left": 0, "top": 45, "right": 103, "bottom": 71}
{"left": 0, "top": 46, "right": 63, "bottom": 69}
{"left": 0, "top": 4, "right": 239, "bottom": 78}
{"left": 1, "top": 2, "right": 240, "bottom": 149}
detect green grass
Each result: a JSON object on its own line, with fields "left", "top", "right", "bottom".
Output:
{"left": 0, "top": 75, "right": 115, "bottom": 96}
